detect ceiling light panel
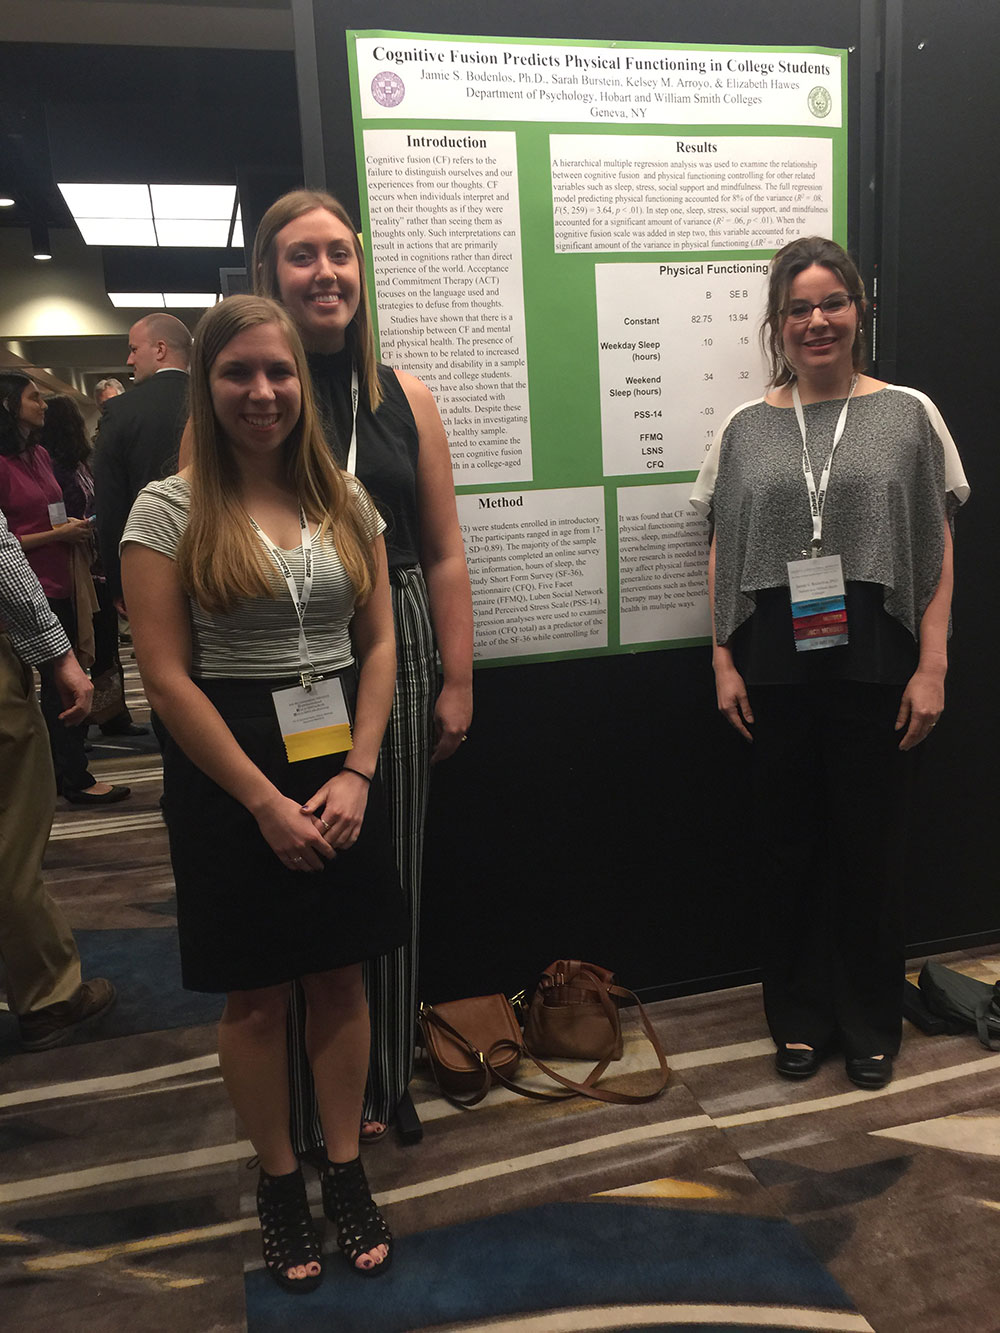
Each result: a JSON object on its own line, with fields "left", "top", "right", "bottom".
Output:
{"left": 154, "top": 219, "right": 232, "bottom": 247}
{"left": 151, "top": 185, "right": 236, "bottom": 220}
{"left": 77, "top": 218, "right": 158, "bottom": 246}
{"left": 164, "top": 293, "right": 218, "bottom": 307}
{"left": 60, "top": 182, "right": 239, "bottom": 249}
{"left": 59, "top": 183, "right": 152, "bottom": 218}
{"left": 108, "top": 292, "right": 166, "bottom": 308}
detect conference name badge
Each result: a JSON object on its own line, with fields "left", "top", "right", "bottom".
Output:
{"left": 787, "top": 554, "right": 848, "bottom": 652}
{"left": 271, "top": 676, "right": 353, "bottom": 763}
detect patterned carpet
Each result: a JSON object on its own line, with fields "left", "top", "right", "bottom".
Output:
{"left": 2, "top": 658, "right": 1000, "bottom": 1331}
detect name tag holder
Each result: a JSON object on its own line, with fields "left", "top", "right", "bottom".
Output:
{"left": 786, "top": 377, "right": 856, "bottom": 652}
{"left": 248, "top": 507, "right": 354, "bottom": 762}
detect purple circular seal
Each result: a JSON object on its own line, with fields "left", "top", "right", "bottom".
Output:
{"left": 371, "top": 71, "right": 405, "bottom": 108}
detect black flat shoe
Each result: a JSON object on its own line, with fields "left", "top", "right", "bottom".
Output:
{"left": 63, "top": 784, "right": 131, "bottom": 805}
{"left": 99, "top": 722, "right": 149, "bottom": 737}
{"left": 775, "top": 1044, "right": 826, "bottom": 1080}
{"left": 845, "top": 1055, "right": 893, "bottom": 1090}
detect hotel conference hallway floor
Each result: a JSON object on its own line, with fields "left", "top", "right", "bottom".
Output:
{"left": 2, "top": 685, "right": 1000, "bottom": 1331}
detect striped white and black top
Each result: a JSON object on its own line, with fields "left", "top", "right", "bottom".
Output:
{"left": 121, "top": 474, "right": 385, "bottom": 680}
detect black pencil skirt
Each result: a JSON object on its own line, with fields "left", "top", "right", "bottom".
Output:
{"left": 162, "top": 674, "right": 407, "bottom": 993}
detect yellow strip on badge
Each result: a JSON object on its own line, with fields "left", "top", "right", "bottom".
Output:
{"left": 282, "top": 723, "right": 353, "bottom": 763}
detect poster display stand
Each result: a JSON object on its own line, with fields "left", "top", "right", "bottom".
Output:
{"left": 347, "top": 31, "right": 847, "bottom": 664}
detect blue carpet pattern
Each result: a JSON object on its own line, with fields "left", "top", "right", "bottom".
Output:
{"left": 245, "top": 1201, "right": 855, "bottom": 1332}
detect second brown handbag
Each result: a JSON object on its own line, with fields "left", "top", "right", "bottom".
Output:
{"left": 522, "top": 959, "right": 624, "bottom": 1061}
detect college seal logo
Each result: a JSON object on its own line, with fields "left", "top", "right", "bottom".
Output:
{"left": 808, "top": 86, "right": 832, "bottom": 119}
{"left": 372, "top": 71, "right": 405, "bottom": 108}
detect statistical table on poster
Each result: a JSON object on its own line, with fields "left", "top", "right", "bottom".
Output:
{"left": 348, "top": 31, "right": 847, "bottom": 664}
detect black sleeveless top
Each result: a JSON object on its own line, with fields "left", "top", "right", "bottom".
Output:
{"left": 307, "top": 349, "right": 421, "bottom": 570}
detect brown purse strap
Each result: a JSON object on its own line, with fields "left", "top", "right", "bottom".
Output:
{"left": 418, "top": 1007, "right": 492, "bottom": 1109}
{"left": 519, "top": 984, "right": 670, "bottom": 1104}
{"left": 483, "top": 1039, "right": 579, "bottom": 1101}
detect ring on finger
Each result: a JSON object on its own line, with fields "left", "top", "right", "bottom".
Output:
{"left": 318, "top": 818, "right": 331, "bottom": 833}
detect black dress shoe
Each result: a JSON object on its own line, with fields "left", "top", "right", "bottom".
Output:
{"left": 775, "top": 1044, "right": 826, "bottom": 1080}
{"left": 845, "top": 1055, "right": 893, "bottom": 1090}
{"left": 99, "top": 722, "right": 149, "bottom": 737}
{"left": 63, "top": 784, "right": 131, "bottom": 806}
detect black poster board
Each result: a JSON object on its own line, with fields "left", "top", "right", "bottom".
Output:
{"left": 292, "top": 1, "right": 996, "bottom": 1003}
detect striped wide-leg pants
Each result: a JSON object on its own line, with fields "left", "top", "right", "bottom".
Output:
{"left": 288, "top": 566, "right": 436, "bottom": 1150}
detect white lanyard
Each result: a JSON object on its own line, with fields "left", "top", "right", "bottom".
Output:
{"left": 792, "top": 374, "right": 857, "bottom": 557}
{"left": 345, "top": 366, "right": 360, "bottom": 475}
{"left": 247, "top": 505, "right": 317, "bottom": 687}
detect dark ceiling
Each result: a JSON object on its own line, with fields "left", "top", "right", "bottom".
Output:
{"left": 1, "top": 41, "right": 304, "bottom": 275}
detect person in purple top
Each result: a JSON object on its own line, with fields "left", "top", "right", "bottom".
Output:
{"left": 0, "top": 372, "right": 129, "bottom": 804}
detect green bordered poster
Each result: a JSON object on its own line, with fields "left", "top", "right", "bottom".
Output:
{"left": 346, "top": 31, "right": 848, "bottom": 666}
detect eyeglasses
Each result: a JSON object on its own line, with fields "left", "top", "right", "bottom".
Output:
{"left": 784, "top": 292, "right": 856, "bottom": 322}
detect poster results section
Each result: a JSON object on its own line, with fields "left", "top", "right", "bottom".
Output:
{"left": 618, "top": 484, "right": 711, "bottom": 647}
{"left": 348, "top": 32, "right": 847, "bottom": 666}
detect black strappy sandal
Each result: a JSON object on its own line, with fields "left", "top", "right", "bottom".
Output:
{"left": 320, "top": 1155, "right": 393, "bottom": 1277}
{"left": 256, "top": 1166, "right": 324, "bottom": 1293}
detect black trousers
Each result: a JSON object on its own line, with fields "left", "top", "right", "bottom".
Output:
{"left": 91, "top": 579, "right": 133, "bottom": 732}
{"left": 750, "top": 681, "right": 913, "bottom": 1058}
{"left": 38, "top": 598, "right": 94, "bottom": 795}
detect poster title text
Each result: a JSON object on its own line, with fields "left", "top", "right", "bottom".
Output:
{"left": 370, "top": 47, "right": 831, "bottom": 78}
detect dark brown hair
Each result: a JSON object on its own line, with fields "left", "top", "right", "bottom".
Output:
{"left": 41, "top": 395, "right": 92, "bottom": 470}
{"left": 0, "top": 372, "right": 35, "bottom": 457}
{"left": 761, "top": 236, "right": 868, "bottom": 387}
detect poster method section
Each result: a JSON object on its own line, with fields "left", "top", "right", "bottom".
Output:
{"left": 458, "top": 488, "right": 607, "bottom": 661}
{"left": 356, "top": 37, "right": 843, "bottom": 130}
{"left": 550, "top": 135, "right": 833, "bottom": 253}
{"left": 363, "top": 128, "right": 531, "bottom": 487}
{"left": 618, "top": 484, "right": 711, "bottom": 646}
{"left": 597, "top": 262, "right": 769, "bottom": 477}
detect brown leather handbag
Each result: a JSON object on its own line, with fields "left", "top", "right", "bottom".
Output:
{"left": 420, "top": 962, "right": 670, "bottom": 1110}
{"left": 418, "top": 994, "right": 525, "bottom": 1109}
{"left": 523, "top": 959, "right": 624, "bottom": 1061}
{"left": 513, "top": 959, "right": 670, "bottom": 1105}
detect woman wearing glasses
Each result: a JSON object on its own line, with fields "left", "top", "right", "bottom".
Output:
{"left": 692, "top": 236, "right": 969, "bottom": 1090}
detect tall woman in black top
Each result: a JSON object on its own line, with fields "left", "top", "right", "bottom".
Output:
{"left": 251, "top": 190, "right": 474, "bottom": 1145}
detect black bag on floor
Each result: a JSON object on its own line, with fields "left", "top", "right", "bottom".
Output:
{"left": 918, "top": 961, "right": 1000, "bottom": 1051}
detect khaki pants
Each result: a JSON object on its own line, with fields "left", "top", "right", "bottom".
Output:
{"left": 0, "top": 635, "right": 81, "bottom": 1014}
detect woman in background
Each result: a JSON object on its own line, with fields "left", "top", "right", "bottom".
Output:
{"left": 693, "top": 237, "right": 969, "bottom": 1090}
{"left": 122, "top": 295, "right": 405, "bottom": 1290}
{"left": 252, "top": 190, "right": 474, "bottom": 1146}
{"left": 0, "top": 373, "right": 129, "bottom": 804}
{"left": 41, "top": 395, "right": 143, "bottom": 738}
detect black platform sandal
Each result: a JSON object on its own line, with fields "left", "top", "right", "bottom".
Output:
{"left": 256, "top": 1166, "right": 324, "bottom": 1293}
{"left": 320, "top": 1155, "right": 393, "bottom": 1277}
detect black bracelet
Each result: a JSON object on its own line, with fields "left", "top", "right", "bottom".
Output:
{"left": 341, "top": 765, "right": 372, "bottom": 784}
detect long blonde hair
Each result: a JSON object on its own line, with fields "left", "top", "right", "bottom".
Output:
{"left": 252, "top": 189, "right": 383, "bottom": 414}
{"left": 178, "top": 295, "right": 377, "bottom": 615}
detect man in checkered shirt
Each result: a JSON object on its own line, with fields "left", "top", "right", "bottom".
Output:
{"left": 0, "top": 509, "right": 116, "bottom": 1050}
